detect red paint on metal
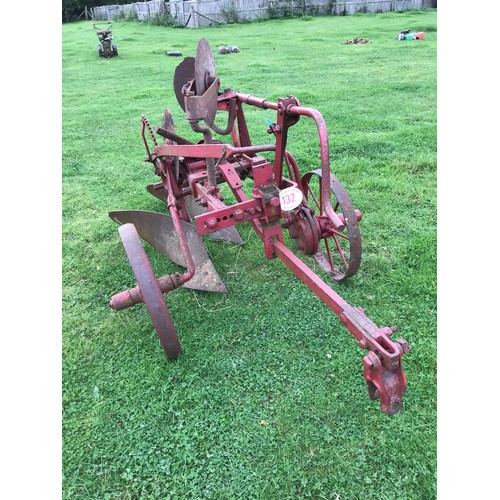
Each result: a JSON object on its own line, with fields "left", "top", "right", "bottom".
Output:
{"left": 109, "top": 41, "right": 410, "bottom": 414}
{"left": 153, "top": 143, "right": 276, "bottom": 159}
{"left": 117, "top": 224, "right": 181, "bottom": 359}
{"left": 195, "top": 198, "right": 261, "bottom": 235}
{"left": 272, "top": 240, "right": 407, "bottom": 416}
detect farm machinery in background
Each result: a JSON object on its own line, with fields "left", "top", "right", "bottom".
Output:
{"left": 108, "top": 39, "right": 410, "bottom": 416}
{"left": 93, "top": 22, "right": 118, "bottom": 58}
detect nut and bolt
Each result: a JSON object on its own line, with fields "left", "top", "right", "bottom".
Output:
{"left": 207, "top": 217, "right": 218, "bottom": 229}
{"left": 364, "top": 351, "right": 380, "bottom": 368}
{"left": 395, "top": 337, "right": 411, "bottom": 353}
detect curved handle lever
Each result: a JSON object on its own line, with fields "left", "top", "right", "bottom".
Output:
{"left": 206, "top": 98, "right": 237, "bottom": 136}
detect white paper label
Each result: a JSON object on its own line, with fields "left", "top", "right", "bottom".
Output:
{"left": 279, "top": 187, "right": 303, "bottom": 211}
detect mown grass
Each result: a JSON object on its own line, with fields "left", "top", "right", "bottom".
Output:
{"left": 63, "top": 10, "right": 436, "bottom": 499}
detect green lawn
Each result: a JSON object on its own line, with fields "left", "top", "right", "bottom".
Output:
{"left": 63, "top": 10, "right": 436, "bottom": 499}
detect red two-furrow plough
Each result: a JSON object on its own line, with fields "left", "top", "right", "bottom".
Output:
{"left": 109, "top": 39, "right": 410, "bottom": 415}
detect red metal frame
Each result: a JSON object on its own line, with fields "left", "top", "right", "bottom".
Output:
{"left": 110, "top": 86, "right": 410, "bottom": 416}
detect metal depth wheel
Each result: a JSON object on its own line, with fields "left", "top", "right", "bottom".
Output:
{"left": 118, "top": 223, "right": 182, "bottom": 359}
{"left": 301, "top": 169, "right": 362, "bottom": 280}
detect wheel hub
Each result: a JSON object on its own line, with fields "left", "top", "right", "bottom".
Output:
{"left": 286, "top": 207, "right": 321, "bottom": 255}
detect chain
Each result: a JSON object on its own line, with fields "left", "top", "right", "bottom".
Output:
{"left": 141, "top": 115, "right": 158, "bottom": 147}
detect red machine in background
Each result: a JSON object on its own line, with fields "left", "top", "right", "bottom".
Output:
{"left": 93, "top": 22, "right": 118, "bottom": 58}
{"left": 109, "top": 39, "right": 410, "bottom": 416}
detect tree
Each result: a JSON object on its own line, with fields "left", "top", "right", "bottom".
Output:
{"left": 62, "top": 0, "right": 85, "bottom": 22}
{"left": 62, "top": 0, "right": 138, "bottom": 22}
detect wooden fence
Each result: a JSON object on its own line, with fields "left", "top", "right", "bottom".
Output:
{"left": 92, "top": 1, "right": 166, "bottom": 21}
{"left": 91, "top": 0, "right": 435, "bottom": 26}
{"left": 173, "top": 0, "right": 435, "bottom": 28}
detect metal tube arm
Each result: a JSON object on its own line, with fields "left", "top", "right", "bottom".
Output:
{"left": 273, "top": 240, "right": 410, "bottom": 416}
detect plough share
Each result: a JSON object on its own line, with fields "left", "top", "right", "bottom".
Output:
{"left": 109, "top": 39, "right": 410, "bottom": 416}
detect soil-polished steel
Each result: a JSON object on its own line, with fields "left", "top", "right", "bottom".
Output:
{"left": 118, "top": 223, "right": 182, "bottom": 359}
{"left": 110, "top": 210, "right": 227, "bottom": 293}
{"left": 195, "top": 38, "right": 217, "bottom": 96}
{"left": 173, "top": 56, "right": 195, "bottom": 111}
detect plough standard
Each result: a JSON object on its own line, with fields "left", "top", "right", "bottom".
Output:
{"left": 109, "top": 39, "right": 410, "bottom": 415}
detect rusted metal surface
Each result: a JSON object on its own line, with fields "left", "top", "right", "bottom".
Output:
{"left": 285, "top": 207, "right": 321, "bottom": 256}
{"left": 183, "top": 193, "right": 244, "bottom": 245}
{"left": 194, "top": 38, "right": 217, "bottom": 97}
{"left": 272, "top": 240, "right": 408, "bottom": 415}
{"left": 152, "top": 143, "right": 276, "bottom": 160}
{"left": 115, "top": 223, "right": 182, "bottom": 359}
{"left": 109, "top": 210, "right": 227, "bottom": 293}
{"left": 93, "top": 22, "right": 117, "bottom": 58}
{"left": 109, "top": 38, "right": 410, "bottom": 416}
{"left": 302, "top": 169, "right": 362, "bottom": 280}
{"left": 173, "top": 56, "right": 195, "bottom": 111}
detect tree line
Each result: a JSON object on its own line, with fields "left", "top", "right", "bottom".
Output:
{"left": 62, "top": 0, "right": 137, "bottom": 23}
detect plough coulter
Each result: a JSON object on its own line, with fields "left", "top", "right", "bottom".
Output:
{"left": 109, "top": 39, "right": 410, "bottom": 416}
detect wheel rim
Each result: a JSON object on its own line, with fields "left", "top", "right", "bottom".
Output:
{"left": 119, "top": 223, "right": 182, "bottom": 358}
{"left": 301, "top": 170, "right": 362, "bottom": 280}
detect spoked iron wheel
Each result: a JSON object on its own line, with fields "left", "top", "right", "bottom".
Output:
{"left": 301, "top": 169, "right": 362, "bottom": 280}
{"left": 119, "top": 223, "right": 182, "bottom": 359}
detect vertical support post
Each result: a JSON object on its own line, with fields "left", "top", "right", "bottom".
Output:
{"left": 191, "top": 6, "right": 196, "bottom": 27}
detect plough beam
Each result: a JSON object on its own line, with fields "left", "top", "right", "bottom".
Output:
{"left": 273, "top": 240, "right": 409, "bottom": 416}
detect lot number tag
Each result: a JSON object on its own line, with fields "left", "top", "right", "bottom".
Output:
{"left": 279, "top": 187, "right": 303, "bottom": 211}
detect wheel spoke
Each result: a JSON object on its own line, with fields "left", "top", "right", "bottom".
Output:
{"left": 307, "top": 183, "right": 321, "bottom": 212}
{"left": 332, "top": 233, "right": 349, "bottom": 271}
{"left": 328, "top": 228, "right": 350, "bottom": 241}
{"left": 324, "top": 237, "right": 334, "bottom": 271}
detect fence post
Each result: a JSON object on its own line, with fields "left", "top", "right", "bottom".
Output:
{"left": 191, "top": 5, "right": 196, "bottom": 27}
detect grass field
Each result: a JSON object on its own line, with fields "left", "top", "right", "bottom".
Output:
{"left": 62, "top": 9, "right": 437, "bottom": 499}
